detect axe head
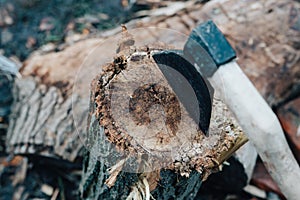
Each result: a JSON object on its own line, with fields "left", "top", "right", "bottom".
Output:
{"left": 152, "top": 20, "right": 237, "bottom": 135}
{"left": 184, "top": 20, "right": 236, "bottom": 77}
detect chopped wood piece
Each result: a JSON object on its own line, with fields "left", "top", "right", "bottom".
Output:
{"left": 277, "top": 97, "right": 300, "bottom": 163}
{"left": 41, "top": 184, "right": 54, "bottom": 196}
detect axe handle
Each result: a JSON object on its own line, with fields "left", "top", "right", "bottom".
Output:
{"left": 208, "top": 61, "right": 300, "bottom": 200}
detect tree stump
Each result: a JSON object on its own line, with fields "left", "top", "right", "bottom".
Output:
{"left": 80, "top": 27, "right": 247, "bottom": 200}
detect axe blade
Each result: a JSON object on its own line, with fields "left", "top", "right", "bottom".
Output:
{"left": 152, "top": 51, "right": 213, "bottom": 136}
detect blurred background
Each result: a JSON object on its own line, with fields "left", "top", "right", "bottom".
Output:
{"left": 0, "top": 0, "right": 150, "bottom": 60}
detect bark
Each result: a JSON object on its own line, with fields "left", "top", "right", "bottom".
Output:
{"left": 4, "top": 39, "right": 104, "bottom": 161}
{"left": 6, "top": 76, "right": 84, "bottom": 161}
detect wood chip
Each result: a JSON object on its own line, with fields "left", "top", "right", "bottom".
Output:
{"left": 41, "top": 184, "right": 54, "bottom": 196}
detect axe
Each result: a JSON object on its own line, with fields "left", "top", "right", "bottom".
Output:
{"left": 153, "top": 20, "right": 300, "bottom": 199}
